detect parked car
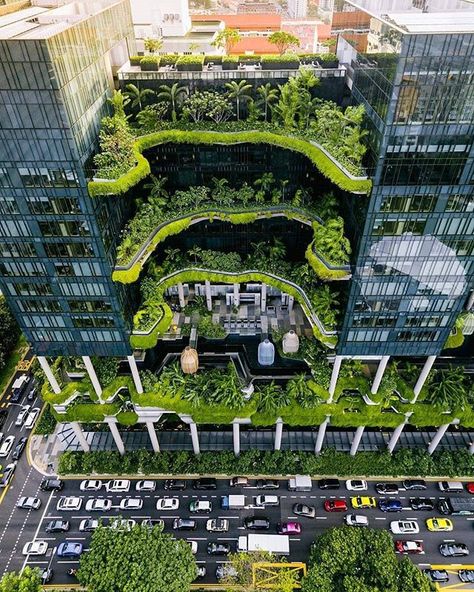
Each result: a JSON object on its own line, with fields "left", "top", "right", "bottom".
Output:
{"left": 189, "top": 500, "right": 212, "bottom": 513}
{"left": 256, "top": 479, "right": 280, "bottom": 490}
{"left": 109, "top": 519, "right": 136, "bottom": 530}
{"left": 164, "top": 479, "right": 186, "bottom": 491}
{"left": 57, "top": 542, "right": 83, "bottom": 558}
{"left": 467, "top": 483, "right": 474, "bottom": 494}
{"left": 390, "top": 520, "right": 420, "bottom": 534}
{"left": 57, "top": 496, "right": 82, "bottom": 511}
{"left": 24, "top": 407, "right": 40, "bottom": 429}
{"left": 375, "top": 482, "right": 399, "bottom": 495}
{"left": 403, "top": 479, "right": 426, "bottom": 490}
{"left": 230, "top": 476, "right": 249, "bottom": 487}
{"left": 141, "top": 519, "right": 164, "bottom": 529}
{"left": 351, "top": 496, "right": 376, "bottom": 510}
{"left": 277, "top": 521, "right": 302, "bottom": 535}
{"left": 85, "top": 498, "right": 112, "bottom": 512}
{"left": 438, "top": 481, "right": 464, "bottom": 493}
{"left": 459, "top": 570, "right": 474, "bottom": 583}
{"left": 173, "top": 518, "right": 196, "bottom": 531}
{"left": 244, "top": 517, "right": 270, "bottom": 530}
{"left": 187, "top": 540, "right": 198, "bottom": 555}
{"left": 207, "top": 542, "right": 231, "bottom": 556}
{"left": 196, "top": 566, "right": 207, "bottom": 579}
{"left": 216, "top": 565, "right": 238, "bottom": 580}
{"left": 136, "top": 480, "right": 156, "bottom": 492}
{"left": 345, "top": 479, "right": 367, "bottom": 491}
{"left": 439, "top": 543, "right": 469, "bottom": 557}
{"left": 292, "top": 503, "right": 316, "bottom": 518}
{"left": 41, "top": 568, "right": 53, "bottom": 584}
{"left": 106, "top": 479, "right": 130, "bottom": 493}
{"left": 22, "top": 541, "right": 47, "bottom": 556}
{"left": 40, "top": 478, "right": 64, "bottom": 491}
{"left": 193, "top": 478, "right": 217, "bottom": 490}
{"left": 156, "top": 498, "right": 179, "bottom": 511}
{"left": 12, "top": 437, "right": 28, "bottom": 461}
{"left": 119, "top": 498, "right": 143, "bottom": 511}
{"left": 423, "top": 569, "right": 449, "bottom": 583}
{"left": 45, "top": 520, "right": 70, "bottom": 533}
{"left": 318, "top": 479, "right": 340, "bottom": 490}
{"left": 378, "top": 499, "right": 403, "bottom": 512}
{"left": 395, "top": 540, "right": 424, "bottom": 554}
{"left": 255, "top": 495, "right": 279, "bottom": 507}
{"left": 0, "top": 462, "right": 16, "bottom": 487}
{"left": 324, "top": 500, "right": 347, "bottom": 512}
{"left": 410, "top": 497, "right": 434, "bottom": 511}
{"left": 26, "top": 386, "right": 37, "bottom": 402}
{"left": 79, "top": 519, "right": 99, "bottom": 532}
{"left": 15, "top": 405, "right": 31, "bottom": 427}
{"left": 0, "top": 436, "right": 15, "bottom": 458}
{"left": 17, "top": 496, "right": 41, "bottom": 510}
{"left": 426, "top": 517, "right": 453, "bottom": 532}
{"left": 80, "top": 479, "right": 102, "bottom": 491}
{"left": 206, "top": 518, "right": 229, "bottom": 533}
{"left": 344, "top": 514, "right": 369, "bottom": 527}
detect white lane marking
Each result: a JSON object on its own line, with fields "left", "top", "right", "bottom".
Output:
{"left": 20, "top": 489, "right": 55, "bottom": 573}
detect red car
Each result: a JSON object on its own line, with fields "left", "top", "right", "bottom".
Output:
{"left": 467, "top": 483, "right": 474, "bottom": 494}
{"left": 395, "top": 540, "right": 424, "bottom": 554}
{"left": 324, "top": 499, "right": 347, "bottom": 512}
{"left": 277, "top": 521, "right": 302, "bottom": 535}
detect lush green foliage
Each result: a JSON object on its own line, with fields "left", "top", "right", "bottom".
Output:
{"left": 91, "top": 357, "right": 119, "bottom": 387}
{"left": 302, "top": 527, "right": 431, "bottom": 592}
{"left": 34, "top": 404, "right": 57, "bottom": 435}
{"left": 212, "top": 27, "right": 241, "bottom": 53}
{"left": 59, "top": 447, "right": 474, "bottom": 477}
{"left": 427, "top": 365, "right": 473, "bottom": 410}
{"left": 77, "top": 523, "right": 196, "bottom": 592}
{"left": 176, "top": 55, "right": 204, "bottom": 71}
{"left": 0, "top": 568, "right": 42, "bottom": 592}
{"left": 312, "top": 219, "right": 351, "bottom": 265}
{"left": 268, "top": 31, "right": 300, "bottom": 54}
{"left": 0, "top": 296, "right": 20, "bottom": 374}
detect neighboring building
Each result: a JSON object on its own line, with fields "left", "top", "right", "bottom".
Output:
{"left": 288, "top": 0, "right": 308, "bottom": 18}
{"left": 237, "top": 0, "right": 279, "bottom": 13}
{"left": 282, "top": 19, "right": 331, "bottom": 53}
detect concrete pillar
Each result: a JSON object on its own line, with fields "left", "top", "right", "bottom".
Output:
{"left": 274, "top": 418, "right": 283, "bottom": 451}
{"left": 469, "top": 440, "right": 474, "bottom": 455}
{"left": 467, "top": 290, "right": 474, "bottom": 310}
{"left": 328, "top": 356, "right": 343, "bottom": 403}
{"left": 261, "top": 283, "right": 267, "bottom": 312}
{"left": 146, "top": 421, "right": 160, "bottom": 453}
{"left": 70, "top": 421, "right": 90, "bottom": 452}
{"left": 205, "top": 280, "right": 212, "bottom": 311}
{"left": 315, "top": 416, "right": 330, "bottom": 454}
{"left": 82, "top": 356, "right": 102, "bottom": 400}
{"left": 233, "top": 421, "right": 240, "bottom": 456}
{"left": 288, "top": 295, "right": 294, "bottom": 312}
{"left": 37, "top": 356, "right": 61, "bottom": 394}
{"left": 233, "top": 283, "right": 240, "bottom": 307}
{"left": 189, "top": 421, "right": 200, "bottom": 455}
{"left": 177, "top": 282, "right": 185, "bottom": 308}
{"left": 350, "top": 426, "right": 365, "bottom": 456}
{"left": 106, "top": 418, "right": 125, "bottom": 455}
{"left": 371, "top": 356, "right": 390, "bottom": 395}
{"left": 412, "top": 356, "right": 436, "bottom": 402}
{"left": 127, "top": 355, "right": 143, "bottom": 394}
{"left": 387, "top": 414, "right": 412, "bottom": 454}
{"left": 427, "top": 423, "right": 450, "bottom": 455}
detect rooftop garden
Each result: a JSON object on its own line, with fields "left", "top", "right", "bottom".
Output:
{"left": 88, "top": 69, "right": 371, "bottom": 197}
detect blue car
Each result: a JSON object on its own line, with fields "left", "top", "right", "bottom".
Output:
{"left": 57, "top": 542, "right": 83, "bottom": 558}
{"left": 378, "top": 498, "right": 402, "bottom": 512}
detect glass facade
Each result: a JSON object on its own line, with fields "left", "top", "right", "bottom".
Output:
{"left": 0, "top": 1, "right": 136, "bottom": 356}
{"left": 338, "top": 17, "right": 474, "bottom": 356}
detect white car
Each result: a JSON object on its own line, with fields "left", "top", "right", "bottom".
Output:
{"left": 345, "top": 479, "right": 368, "bottom": 491}
{"left": 0, "top": 436, "right": 15, "bottom": 457}
{"left": 22, "top": 541, "right": 48, "bottom": 556}
{"left": 187, "top": 540, "right": 198, "bottom": 554}
{"left": 24, "top": 408, "right": 40, "bottom": 429}
{"left": 109, "top": 518, "right": 136, "bottom": 530}
{"left": 390, "top": 520, "right": 420, "bottom": 534}
{"left": 17, "top": 496, "right": 41, "bottom": 510}
{"left": 15, "top": 405, "right": 31, "bottom": 427}
{"left": 136, "top": 480, "right": 156, "bottom": 492}
{"left": 106, "top": 479, "right": 130, "bottom": 493}
{"left": 119, "top": 498, "right": 143, "bottom": 511}
{"left": 79, "top": 519, "right": 99, "bottom": 532}
{"left": 80, "top": 479, "right": 103, "bottom": 491}
{"left": 57, "top": 496, "right": 83, "bottom": 511}
{"left": 85, "top": 498, "right": 112, "bottom": 512}
{"left": 344, "top": 514, "right": 369, "bottom": 527}
{"left": 156, "top": 497, "right": 179, "bottom": 511}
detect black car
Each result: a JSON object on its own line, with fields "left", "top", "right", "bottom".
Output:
{"left": 207, "top": 542, "right": 231, "bottom": 556}
{"left": 318, "top": 479, "right": 340, "bottom": 490}
{"left": 439, "top": 543, "right": 470, "bottom": 557}
{"left": 40, "top": 478, "right": 64, "bottom": 491}
{"left": 244, "top": 517, "right": 270, "bottom": 530}
{"left": 172, "top": 518, "right": 196, "bottom": 531}
{"left": 403, "top": 479, "right": 427, "bottom": 491}
{"left": 375, "top": 482, "right": 399, "bottom": 495}
{"left": 256, "top": 479, "right": 280, "bottom": 490}
{"left": 459, "top": 570, "right": 474, "bottom": 583}
{"left": 193, "top": 478, "right": 217, "bottom": 490}
{"left": 12, "top": 437, "right": 28, "bottom": 461}
{"left": 423, "top": 569, "right": 449, "bottom": 583}
{"left": 409, "top": 497, "right": 434, "bottom": 511}
{"left": 164, "top": 479, "right": 186, "bottom": 491}
{"left": 45, "top": 520, "right": 70, "bottom": 533}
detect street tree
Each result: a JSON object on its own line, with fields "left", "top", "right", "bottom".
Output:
{"left": 212, "top": 28, "right": 241, "bottom": 54}
{"left": 268, "top": 31, "right": 300, "bottom": 54}
{"left": 0, "top": 567, "right": 42, "bottom": 592}
{"left": 77, "top": 523, "right": 197, "bottom": 592}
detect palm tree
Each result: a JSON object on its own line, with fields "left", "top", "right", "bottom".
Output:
{"left": 269, "top": 238, "right": 286, "bottom": 261}
{"left": 157, "top": 83, "right": 188, "bottom": 122}
{"left": 225, "top": 80, "right": 252, "bottom": 121}
{"left": 256, "top": 83, "right": 279, "bottom": 122}
{"left": 124, "top": 84, "right": 155, "bottom": 111}
{"left": 428, "top": 366, "right": 469, "bottom": 410}
{"left": 188, "top": 245, "right": 203, "bottom": 264}
{"left": 144, "top": 174, "right": 168, "bottom": 200}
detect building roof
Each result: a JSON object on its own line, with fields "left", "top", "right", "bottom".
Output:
{"left": 231, "top": 35, "right": 278, "bottom": 54}
{"left": 192, "top": 13, "right": 281, "bottom": 30}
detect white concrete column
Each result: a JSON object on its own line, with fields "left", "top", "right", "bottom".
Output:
{"left": 288, "top": 295, "right": 294, "bottom": 312}
{"left": 127, "top": 355, "right": 143, "bottom": 394}
{"left": 189, "top": 421, "right": 200, "bottom": 455}
{"left": 328, "top": 356, "right": 343, "bottom": 403}
{"left": 106, "top": 418, "right": 125, "bottom": 455}
{"left": 38, "top": 356, "right": 61, "bottom": 394}
{"left": 146, "top": 421, "right": 160, "bottom": 453}
{"left": 70, "top": 421, "right": 90, "bottom": 452}
{"left": 412, "top": 356, "right": 436, "bottom": 402}
{"left": 467, "top": 290, "right": 474, "bottom": 310}
{"left": 233, "top": 283, "right": 240, "bottom": 307}
{"left": 233, "top": 421, "right": 240, "bottom": 456}
{"left": 315, "top": 416, "right": 330, "bottom": 454}
{"left": 82, "top": 356, "right": 103, "bottom": 400}
{"left": 350, "top": 426, "right": 365, "bottom": 456}
{"left": 261, "top": 283, "right": 267, "bottom": 312}
{"left": 177, "top": 282, "right": 185, "bottom": 308}
{"left": 274, "top": 418, "right": 283, "bottom": 451}
{"left": 427, "top": 423, "right": 450, "bottom": 455}
{"left": 205, "top": 280, "right": 212, "bottom": 311}
{"left": 387, "top": 412, "right": 412, "bottom": 454}
{"left": 469, "top": 440, "right": 474, "bottom": 455}
{"left": 371, "top": 356, "right": 390, "bottom": 395}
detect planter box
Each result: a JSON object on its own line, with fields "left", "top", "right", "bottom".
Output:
{"left": 140, "top": 62, "right": 159, "bottom": 71}
{"left": 177, "top": 63, "right": 203, "bottom": 72}
{"left": 222, "top": 60, "right": 238, "bottom": 71}
{"left": 262, "top": 60, "right": 299, "bottom": 70}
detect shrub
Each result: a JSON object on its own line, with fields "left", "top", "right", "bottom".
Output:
{"left": 261, "top": 54, "right": 300, "bottom": 70}
{"left": 129, "top": 55, "right": 143, "bottom": 66}
{"left": 159, "top": 54, "right": 179, "bottom": 66}
{"left": 140, "top": 56, "right": 160, "bottom": 71}
{"left": 176, "top": 55, "right": 204, "bottom": 71}
{"left": 222, "top": 56, "right": 238, "bottom": 70}
{"left": 34, "top": 404, "right": 57, "bottom": 435}
{"left": 203, "top": 54, "right": 223, "bottom": 65}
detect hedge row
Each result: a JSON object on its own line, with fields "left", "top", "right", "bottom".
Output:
{"left": 58, "top": 448, "right": 474, "bottom": 478}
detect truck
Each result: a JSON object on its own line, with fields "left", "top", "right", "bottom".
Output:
{"left": 11, "top": 374, "right": 30, "bottom": 403}
{"left": 288, "top": 475, "right": 312, "bottom": 492}
{"left": 438, "top": 497, "right": 474, "bottom": 516}
{"left": 238, "top": 534, "right": 290, "bottom": 556}
{"left": 221, "top": 495, "right": 246, "bottom": 510}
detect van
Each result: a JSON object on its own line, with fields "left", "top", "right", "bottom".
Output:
{"left": 173, "top": 518, "right": 196, "bottom": 531}
{"left": 106, "top": 479, "right": 131, "bottom": 493}
{"left": 438, "top": 481, "right": 464, "bottom": 493}
{"left": 255, "top": 495, "right": 279, "bottom": 507}
{"left": 230, "top": 476, "right": 249, "bottom": 487}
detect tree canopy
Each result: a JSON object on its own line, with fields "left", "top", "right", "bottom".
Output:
{"left": 0, "top": 296, "right": 19, "bottom": 372}
{"left": 269, "top": 31, "right": 300, "bottom": 54}
{"left": 77, "top": 524, "right": 197, "bottom": 592}
{"left": 0, "top": 568, "right": 42, "bottom": 592}
{"left": 302, "top": 526, "right": 431, "bottom": 592}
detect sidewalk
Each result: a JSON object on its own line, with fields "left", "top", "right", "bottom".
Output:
{"left": 28, "top": 428, "right": 65, "bottom": 476}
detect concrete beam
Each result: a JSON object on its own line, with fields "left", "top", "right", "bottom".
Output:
{"left": 70, "top": 421, "right": 90, "bottom": 452}
{"left": 106, "top": 418, "right": 125, "bottom": 455}
{"left": 233, "top": 283, "right": 240, "bottom": 307}
{"left": 315, "top": 416, "right": 330, "bottom": 454}
{"left": 146, "top": 421, "right": 160, "bottom": 453}
{"left": 189, "top": 421, "right": 200, "bottom": 455}
{"left": 274, "top": 418, "right": 283, "bottom": 451}
{"left": 427, "top": 423, "right": 450, "bottom": 455}
{"left": 261, "top": 283, "right": 267, "bottom": 312}
{"left": 412, "top": 356, "right": 436, "bottom": 402}
{"left": 233, "top": 421, "right": 240, "bottom": 456}
{"left": 82, "top": 356, "right": 102, "bottom": 400}
{"left": 205, "top": 280, "right": 212, "bottom": 311}
{"left": 328, "top": 356, "right": 343, "bottom": 402}
{"left": 177, "top": 282, "right": 185, "bottom": 308}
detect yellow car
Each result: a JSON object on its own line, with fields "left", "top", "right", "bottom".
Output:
{"left": 426, "top": 517, "right": 453, "bottom": 532}
{"left": 351, "top": 496, "right": 377, "bottom": 509}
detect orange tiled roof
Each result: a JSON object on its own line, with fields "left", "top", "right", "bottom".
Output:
{"left": 230, "top": 36, "right": 279, "bottom": 54}
{"left": 192, "top": 13, "right": 281, "bottom": 30}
